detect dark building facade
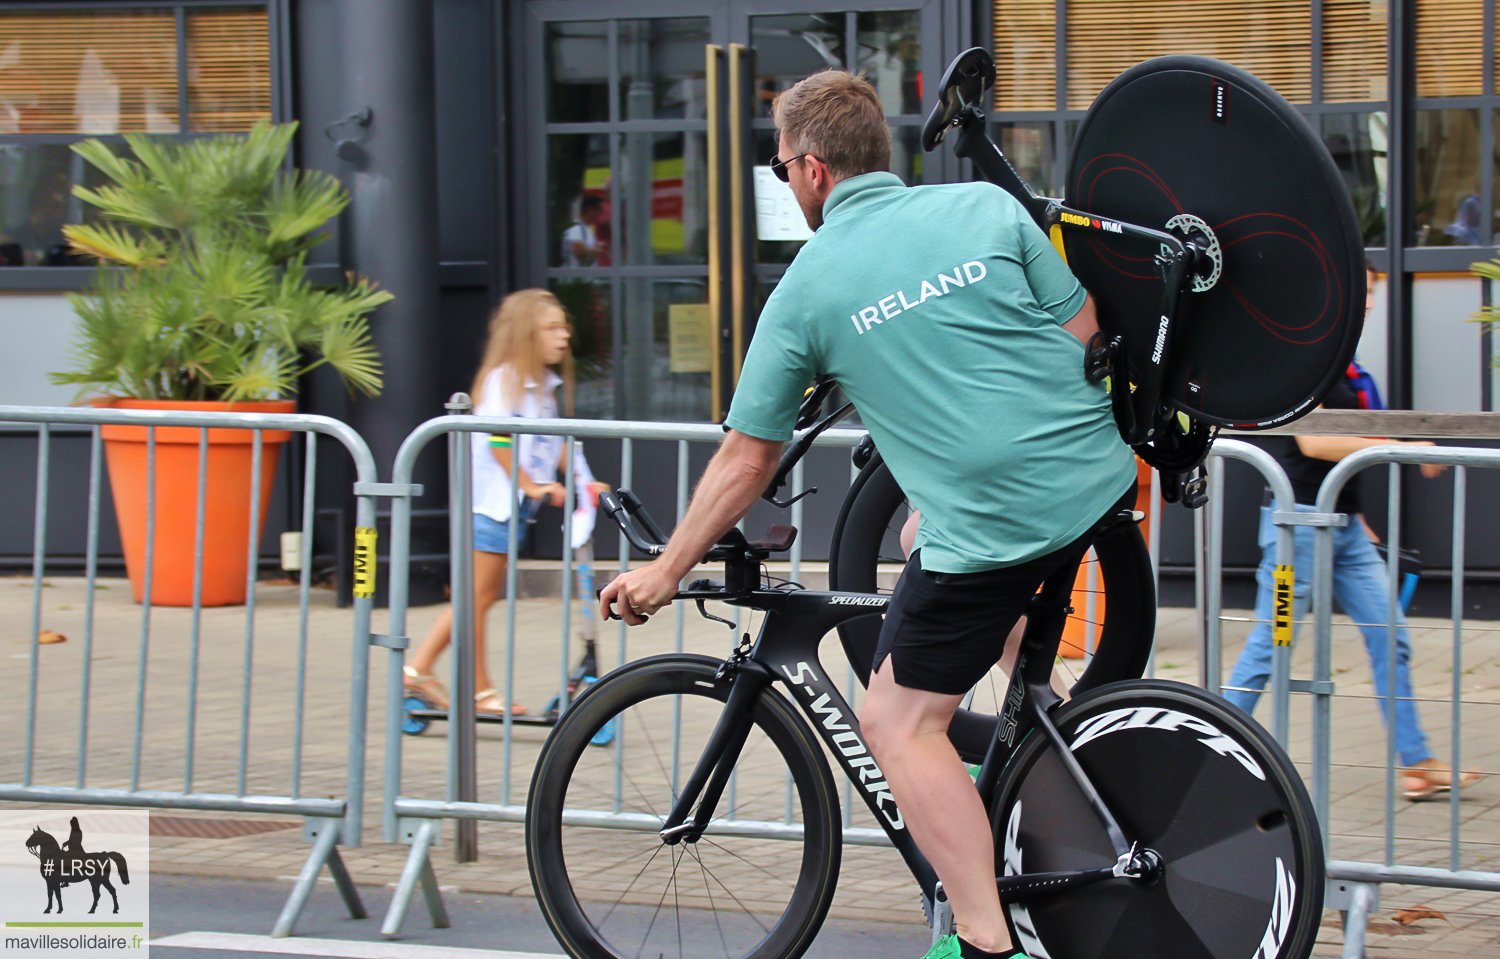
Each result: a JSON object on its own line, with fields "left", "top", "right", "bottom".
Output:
{"left": 4, "top": 1, "right": 1500, "bottom": 602}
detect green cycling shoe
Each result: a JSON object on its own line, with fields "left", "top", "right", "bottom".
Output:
{"left": 920, "top": 933, "right": 1031, "bottom": 959}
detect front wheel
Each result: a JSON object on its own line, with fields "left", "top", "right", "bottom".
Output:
{"left": 526, "top": 654, "right": 842, "bottom": 959}
{"left": 994, "top": 680, "right": 1324, "bottom": 959}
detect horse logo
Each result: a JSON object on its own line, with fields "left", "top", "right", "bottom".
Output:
{"left": 24, "top": 817, "right": 131, "bottom": 914}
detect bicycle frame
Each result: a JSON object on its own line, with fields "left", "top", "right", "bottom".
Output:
{"left": 947, "top": 120, "right": 1207, "bottom": 450}
{"left": 657, "top": 560, "right": 1144, "bottom": 906}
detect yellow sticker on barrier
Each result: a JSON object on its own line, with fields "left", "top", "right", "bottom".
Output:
{"left": 354, "top": 527, "right": 377, "bottom": 599}
{"left": 1272, "top": 564, "right": 1294, "bottom": 647}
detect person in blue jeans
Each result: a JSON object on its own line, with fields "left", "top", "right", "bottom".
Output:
{"left": 1225, "top": 268, "right": 1481, "bottom": 801}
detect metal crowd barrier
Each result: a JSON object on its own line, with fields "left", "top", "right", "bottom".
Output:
{"left": 375, "top": 402, "right": 873, "bottom": 935}
{"left": 1309, "top": 445, "right": 1500, "bottom": 958}
{"left": 0, "top": 404, "right": 379, "bottom": 938}
{"left": 1202, "top": 416, "right": 1500, "bottom": 958}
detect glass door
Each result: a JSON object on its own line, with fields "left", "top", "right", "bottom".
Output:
{"left": 521, "top": 0, "right": 944, "bottom": 422}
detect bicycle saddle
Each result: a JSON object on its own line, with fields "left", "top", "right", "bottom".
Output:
{"left": 923, "top": 47, "right": 995, "bottom": 151}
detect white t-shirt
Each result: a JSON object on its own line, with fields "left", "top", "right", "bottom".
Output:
{"left": 472, "top": 366, "right": 564, "bottom": 522}
{"left": 560, "top": 220, "right": 596, "bottom": 267}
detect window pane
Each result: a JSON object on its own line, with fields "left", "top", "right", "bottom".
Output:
{"left": 856, "top": 11, "right": 921, "bottom": 116}
{"left": 993, "top": 0, "right": 1054, "bottom": 112}
{"left": 554, "top": 279, "right": 614, "bottom": 418}
{"left": 1415, "top": 0, "right": 1482, "bottom": 98}
{"left": 1064, "top": 1, "right": 1312, "bottom": 109}
{"left": 0, "top": 142, "right": 115, "bottom": 266}
{"left": 754, "top": 128, "right": 807, "bottom": 265}
{"left": 891, "top": 125, "right": 923, "bottom": 185}
{"left": 1323, "top": 0, "right": 1387, "bottom": 102}
{"left": 0, "top": 10, "right": 179, "bottom": 134}
{"left": 614, "top": 278, "right": 711, "bottom": 421}
{"left": 991, "top": 121, "right": 1059, "bottom": 197}
{"left": 187, "top": 8, "right": 271, "bottom": 132}
{"left": 616, "top": 132, "right": 708, "bottom": 266}
{"left": 1413, "top": 108, "right": 1481, "bottom": 246}
{"left": 751, "top": 13, "right": 846, "bottom": 112}
{"left": 548, "top": 21, "right": 609, "bottom": 123}
{"left": 618, "top": 18, "right": 710, "bottom": 121}
{"left": 549, "top": 133, "right": 612, "bottom": 269}
{"left": 1323, "top": 111, "right": 1387, "bottom": 247}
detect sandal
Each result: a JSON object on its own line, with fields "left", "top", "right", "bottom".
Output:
{"left": 475, "top": 688, "right": 528, "bottom": 717}
{"left": 1401, "top": 759, "right": 1484, "bottom": 801}
{"left": 402, "top": 666, "right": 449, "bottom": 710}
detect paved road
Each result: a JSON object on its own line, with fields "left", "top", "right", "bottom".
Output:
{"left": 148, "top": 875, "right": 930, "bottom": 959}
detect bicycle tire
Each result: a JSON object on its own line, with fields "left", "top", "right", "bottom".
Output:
{"left": 1064, "top": 55, "right": 1365, "bottom": 430}
{"left": 828, "top": 453, "right": 1156, "bottom": 726}
{"left": 526, "top": 654, "right": 842, "bottom": 959}
{"left": 993, "top": 680, "right": 1324, "bottom": 959}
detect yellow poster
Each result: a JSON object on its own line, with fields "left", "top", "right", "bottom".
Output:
{"left": 669, "top": 303, "right": 713, "bottom": 373}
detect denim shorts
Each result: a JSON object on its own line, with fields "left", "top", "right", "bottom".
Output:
{"left": 473, "top": 501, "right": 536, "bottom": 554}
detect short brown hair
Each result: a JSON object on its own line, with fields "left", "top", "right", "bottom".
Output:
{"left": 772, "top": 70, "right": 891, "bottom": 182}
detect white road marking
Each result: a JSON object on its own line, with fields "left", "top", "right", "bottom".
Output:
{"left": 150, "top": 931, "right": 561, "bottom": 959}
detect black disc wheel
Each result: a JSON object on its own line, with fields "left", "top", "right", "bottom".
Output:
{"left": 994, "top": 680, "right": 1324, "bottom": 959}
{"left": 828, "top": 453, "right": 1156, "bottom": 751}
{"left": 1064, "top": 56, "right": 1365, "bottom": 430}
{"left": 526, "top": 654, "right": 842, "bottom": 959}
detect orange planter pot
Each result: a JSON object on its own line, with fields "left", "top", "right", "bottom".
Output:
{"left": 96, "top": 398, "right": 295, "bottom": 607}
{"left": 1060, "top": 457, "right": 1155, "bottom": 659}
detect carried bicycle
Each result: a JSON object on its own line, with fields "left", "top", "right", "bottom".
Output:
{"left": 525, "top": 48, "right": 1363, "bottom": 959}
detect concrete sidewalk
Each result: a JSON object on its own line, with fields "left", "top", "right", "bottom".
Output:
{"left": 3, "top": 572, "right": 1498, "bottom": 956}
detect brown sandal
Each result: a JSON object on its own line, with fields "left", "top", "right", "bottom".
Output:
{"left": 402, "top": 666, "right": 449, "bottom": 710}
{"left": 1402, "top": 759, "right": 1484, "bottom": 801}
{"left": 475, "top": 688, "right": 527, "bottom": 717}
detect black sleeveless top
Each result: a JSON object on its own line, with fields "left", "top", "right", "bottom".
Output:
{"left": 1263, "top": 375, "right": 1362, "bottom": 514}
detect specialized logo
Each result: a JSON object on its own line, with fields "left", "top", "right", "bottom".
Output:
{"left": 24, "top": 817, "right": 131, "bottom": 915}
{"left": 1069, "top": 706, "right": 1267, "bottom": 780}
{"left": 1060, "top": 210, "right": 1123, "bottom": 233}
{"left": 1150, "top": 314, "right": 1170, "bottom": 365}
{"left": 829, "top": 595, "right": 887, "bottom": 607}
{"left": 781, "top": 661, "right": 904, "bottom": 829}
{"left": 1272, "top": 565, "right": 1294, "bottom": 647}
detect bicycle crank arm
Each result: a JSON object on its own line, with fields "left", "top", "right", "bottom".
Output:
{"left": 995, "top": 866, "right": 1117, "bottom": 901}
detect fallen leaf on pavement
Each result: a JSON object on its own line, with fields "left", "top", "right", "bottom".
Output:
{"left": 1391, "top": 907, "right": 1448, "bottom": 926}
{"left": 38, "top": 630, "right": 67, "bottom": 644}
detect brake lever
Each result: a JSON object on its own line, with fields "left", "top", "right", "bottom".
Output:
{"left": 766, "top": 487, "right": 818, "bottom": 509}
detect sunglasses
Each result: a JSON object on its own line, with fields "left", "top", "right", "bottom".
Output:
{"left": 769, "top": 153, "right": 812, "bottom": 183}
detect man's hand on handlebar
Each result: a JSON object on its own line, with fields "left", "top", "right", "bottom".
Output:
{"left": 598, "top": 563, "right": 680, "bottom": 626}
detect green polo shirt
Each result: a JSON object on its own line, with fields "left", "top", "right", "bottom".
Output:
{"left": 726, "top": 172, "right": 1136, "bottom": 572}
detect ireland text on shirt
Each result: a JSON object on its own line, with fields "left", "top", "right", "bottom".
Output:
{"left": 848, "top": 260, "right": 989, "bottom": 334}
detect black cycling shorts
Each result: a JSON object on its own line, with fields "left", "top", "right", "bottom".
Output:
{"left": 872, "top": 489, "right": 1135, "bottom": 696}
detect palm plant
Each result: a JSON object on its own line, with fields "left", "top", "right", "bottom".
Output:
{"left": 51, "top": 121, "right": 387, "bottom": 401}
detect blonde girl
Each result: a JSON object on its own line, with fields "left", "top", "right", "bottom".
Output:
{"left": 403, "top": 289, "right": 606, "bottom": 715}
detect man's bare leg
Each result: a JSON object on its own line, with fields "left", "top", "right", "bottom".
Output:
{"left": 862, "top": 660, "right": 1015, "bottom": 955}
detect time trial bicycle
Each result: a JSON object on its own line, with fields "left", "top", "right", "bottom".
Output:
{"left": 524, "top": 47, "right": 1364, "bottom": 959}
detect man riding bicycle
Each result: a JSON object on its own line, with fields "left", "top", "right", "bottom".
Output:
{"left": 598, "top": 69, "right": 1136, "bottom": 959}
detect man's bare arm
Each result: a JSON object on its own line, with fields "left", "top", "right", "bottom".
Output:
{"left": 598, "top": 429, "right": 783, "bottom": 624}
{"left": 1061, "top": 293, "right": 1100, "bottom": 347}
